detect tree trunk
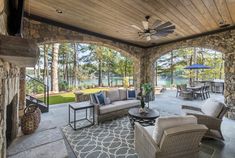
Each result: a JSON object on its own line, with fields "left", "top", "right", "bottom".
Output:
{"left": 63, "top": 53, "right": 66, "bottom": 81}
{"left": 73, "top": 43, "right": 78, "bottom": 87}
{"left": 51, "top": 43, "right": 60, "bottom": 93}
{"left": 43, "top": 44, "right": 49, "bottom": 85}
{"left": 170, "top": 51, "right": 174, "bottom": 85}
{"left": 37, "top": 59, "right": 40, "bottom": 79}
{"left": 124, "top": 57, "right": 127, "bottom": 77}
{"left": 98, "top": 59, "right": 102, "bottom": 86}
{"left": 155, "top": 61, "right": 158, "bottom": 86}
{"left": 193, "top": 47, "right": 198, "bottom": 81}
{"left": 107, "top": 64, "right": 110, "bottom": 86}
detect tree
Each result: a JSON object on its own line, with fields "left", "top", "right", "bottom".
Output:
{"left": 51, "top": 43, "right": 60, "bottom": 93}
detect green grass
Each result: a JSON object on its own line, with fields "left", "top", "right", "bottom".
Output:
{"left": 38, "top": 88, "right": 110, "bottom": 105}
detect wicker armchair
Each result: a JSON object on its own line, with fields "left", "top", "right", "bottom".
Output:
{"left": 182, "top": 99, "right": 228, "bottom": 141}
{"left": 134, "top": 116, "right": 207, "bottom": 158}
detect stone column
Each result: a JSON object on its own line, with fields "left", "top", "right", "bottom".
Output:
{"left": 139, "top": 55, "right": 156, "bottom": 100}
{"left": 224, "top": 51, "right": 235, "bottom": 119}
{"left": 19, "top": 68, "right": 26, "bottom": 118}
{"left": 133, "top": 59, "right": 141, "bottom": 89}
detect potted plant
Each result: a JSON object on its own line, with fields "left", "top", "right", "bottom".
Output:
{"left": 139, "top": 83, "right": 153, "bottom": 113}
{"left": 141, "top": 83, "right": 153, "bottom": 103}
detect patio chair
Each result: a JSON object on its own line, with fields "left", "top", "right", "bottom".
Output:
{"left": 204, "top": 85, "right": 210, "bottom": 98}
{"left": 176, "top": 85, "right": 182, "bottom": 97}
{"left": 134, "top": 115, "right": 207, "bottom": 158}
{"left": 193, "top": 86, "right": 205, "bottom": 100}
{"left": 182, "top": 99, "right": 229, "bottom": 141}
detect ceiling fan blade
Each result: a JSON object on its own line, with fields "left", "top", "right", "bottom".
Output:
{"left": 158, "top": 25, "right": 176, "bottom": 31}
{"left": 155, "top": 31, "right": 174, "bottom": 37}
{"left": 156, "top": 30, "right": 174, "bottom": 36}
{"left": 151, "top": 35, "right": 160, "bottom": 40}
{"left": 152, "top": 19, "right": 162, "bottom": 28}
{"left": 142, "top": 21, "right": 149, "bottom": 30}
{"left": 131, "top": 25, "right": 143, "bottom": 31}
{"left": 156, "top": 21, "right": 172, "bottom": 30}
{"left": 146, "top": 36, "right": 151, "bottom": 41}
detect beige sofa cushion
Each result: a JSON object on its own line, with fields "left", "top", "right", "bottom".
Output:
{"left": 201, "top": 99, "right": 224, "bottom": 117}
{"left": 119, "top": 89, "right": 127, "bottom": 100}
{"left": 152, "top": 115, "right": 197, "bottom": 145}
{"left": 99, "top": 100, "right": 140, "bottom": 114}
{"left": 106, "top": 89, "right": 120, "bottom": 102}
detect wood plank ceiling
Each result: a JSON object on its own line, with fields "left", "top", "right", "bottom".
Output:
{"left": 24, "top": 0, "right": 235, "bottom": 47}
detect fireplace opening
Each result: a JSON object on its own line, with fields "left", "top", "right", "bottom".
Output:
{"left": 6, "top": 100, "right": 13, "bottom": 147}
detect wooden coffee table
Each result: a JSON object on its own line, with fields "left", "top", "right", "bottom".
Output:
{"left": 128, "top": 108, "right": 160, "bottom": 127}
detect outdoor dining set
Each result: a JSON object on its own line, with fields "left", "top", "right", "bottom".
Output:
{"left": 176, "top": 84, "right": 209, "bottom": 100}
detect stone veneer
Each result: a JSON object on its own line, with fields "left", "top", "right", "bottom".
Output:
{"left": 0, "top": 1, "right": 21, "bottom": 157}
{"left": 141, "top": 30, "right": 235, "bottom": 119}
{"left": 23, "top": 17, "right": 235, "bottom": 118}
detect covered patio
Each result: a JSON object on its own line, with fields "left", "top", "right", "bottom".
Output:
{"left": 7, "top": 90, "right": 234, "bottom": 158}
{"left": 1, "top": 0, "right": 235, "bottom": 158}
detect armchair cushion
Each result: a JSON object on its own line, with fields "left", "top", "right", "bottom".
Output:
{"left": 201, "top": 99, "right": 224, "bottom": 117}
{"left": 106, "top": 89, "right": 120, "bottom": 102}
{"left": 152, "top": 115, "right": 197, "bottom": 145}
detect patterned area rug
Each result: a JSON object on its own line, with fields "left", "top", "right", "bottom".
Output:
{"left": 62, "top": 111, "right": 214, "bottom": 158}
{"left": 63, "top": 117, "right": 137, "bottom": 158}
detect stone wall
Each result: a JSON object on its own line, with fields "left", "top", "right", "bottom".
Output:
{"left": 0, "top": 60, "right": 20, "bottom": 158}
{"left": 140, "top": 30, "right": 235, "bottom": 119}
{"left": 0, "top": 1, "right": 21, "bottom": 157}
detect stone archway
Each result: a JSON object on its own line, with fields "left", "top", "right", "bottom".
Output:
{"left": 141, "top": 30, "right": 235, "bottom": 118}
{"left": 22, "top": 18, "right": 143, "bottom": 88}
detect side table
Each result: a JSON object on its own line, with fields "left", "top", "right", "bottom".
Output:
{"left": 68, "top": 103, "right": 94, "bottom": 130}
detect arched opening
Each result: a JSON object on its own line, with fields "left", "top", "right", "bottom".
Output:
{"left": 26, "top": 41, "right": 139, "bottom": 105}
{"left": 155, "top": 47, "right": 224, "bottom": 89}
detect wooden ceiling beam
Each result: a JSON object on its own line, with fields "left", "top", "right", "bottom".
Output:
{"left": 0, "top": 34, "right": 39, "bottom": 67}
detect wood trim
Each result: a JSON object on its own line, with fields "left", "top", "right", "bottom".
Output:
{"left": 23, "top": 12, "right": 146, "bottom": 48}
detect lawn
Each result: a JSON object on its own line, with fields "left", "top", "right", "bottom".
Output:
{"left": 39, "top": 88, "right": 110, "bottom": 105}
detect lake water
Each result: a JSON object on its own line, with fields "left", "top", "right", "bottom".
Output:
{"left": 77, "top": 76, "right": 188, "bottom": 87}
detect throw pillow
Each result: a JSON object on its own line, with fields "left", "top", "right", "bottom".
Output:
{"left": 104, "top": 97, "right": 111, "bottom": 105}
{"left": 106, "top": 89, "right": 120, "bottom": 102}
{"left": 119, "top": 89, "right": 127, "bottom": 100}
{"left": 152, "top": 115, "right": 197, "bottom": 145}
{"left": 127, "top": 89, "right": 136, "bottom": 100}
{"left": 94, "top": 91, "right": 105, "bottom": 105}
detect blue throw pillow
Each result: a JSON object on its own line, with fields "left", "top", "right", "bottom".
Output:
{"left": 95, "top": 91, "right": 105, "bottom": 105}
{"left": 127, "top": 90, "right": 136, "bottom": 100}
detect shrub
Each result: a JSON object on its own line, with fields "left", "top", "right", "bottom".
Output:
{"left": 59, "top": 81, "right": 69, "bottom": 91}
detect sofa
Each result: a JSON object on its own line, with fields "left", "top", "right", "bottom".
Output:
{"left": 135, "top": 115, "right": 208, "bottom": 158}
{"left": 182, "top": 98, "right": 228, "bottom": 141}
{"left": 90, "top": 89, "right": 141, "bottom": 124}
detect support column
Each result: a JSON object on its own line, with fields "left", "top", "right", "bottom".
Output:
{"left": 140, "top": 55, "right": 155, "bottom": 100}
{"left": 224, "top": 51, "right": 235, "bottom": 119}
{"left": 133, "top": 59, "right": 141, "bottom": 89}
{"left": 19, "top": 68, "right": 26, "bottom": 117}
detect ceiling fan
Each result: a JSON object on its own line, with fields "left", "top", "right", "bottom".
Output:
{"left": 131, "top": 16, "right": 176, "bottom": 41}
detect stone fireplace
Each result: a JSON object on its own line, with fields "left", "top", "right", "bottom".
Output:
{"left": 0, "top": 60, "right": 20, "bottom": 158}
{"left": 6, "top": 94, "right": 18, "bottom": 147}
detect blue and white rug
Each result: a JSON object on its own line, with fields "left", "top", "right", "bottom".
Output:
{"left": 62, "top": 110, "right": 213, "bottom": 158}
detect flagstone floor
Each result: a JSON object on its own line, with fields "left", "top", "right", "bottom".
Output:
{"left": 7, "top": 90, "right": 235, "bottom": 158}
